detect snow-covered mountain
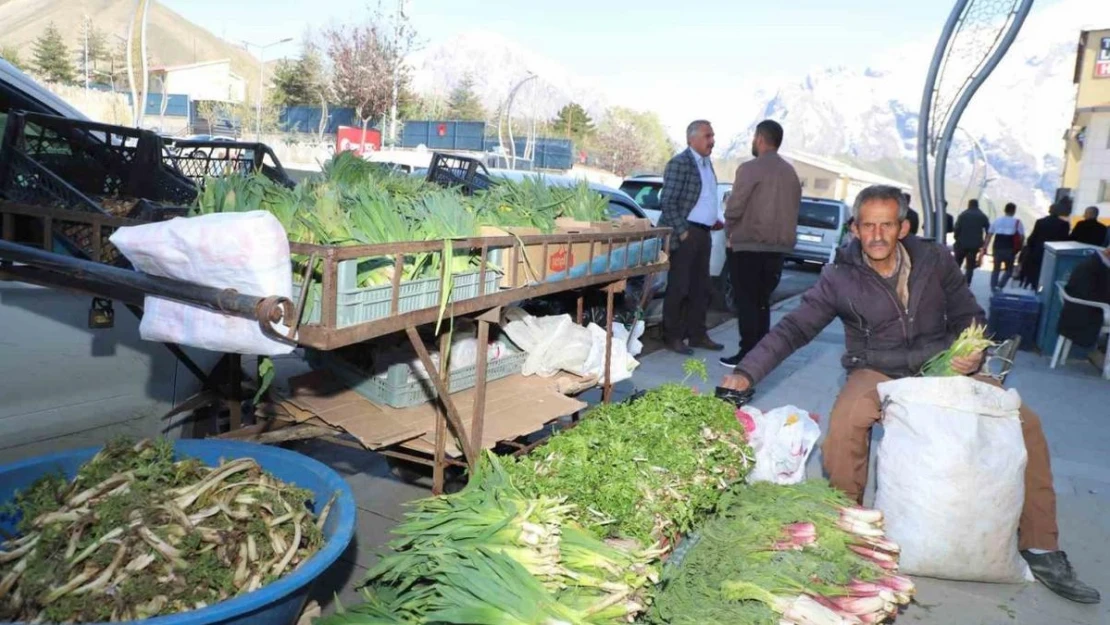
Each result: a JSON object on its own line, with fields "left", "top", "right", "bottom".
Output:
{"left": 409, "top": 30, "right": 608, "bottom": 120}
{"left": 409, "top": 0, "right": 1108, "bottom": 215}
{"left": 724, "top": 0, "right": 1110, "bottom": 213}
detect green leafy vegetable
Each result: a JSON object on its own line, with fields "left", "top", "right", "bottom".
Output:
{"left": 503, "top": 385, "right": 753, "bottom": 546}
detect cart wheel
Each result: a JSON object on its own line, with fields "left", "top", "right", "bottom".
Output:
{"left": 443, "top": 473, "right": 468, "bottom": 494}
{"left": 385, "top": 456, "right": 428, "bottom": 485}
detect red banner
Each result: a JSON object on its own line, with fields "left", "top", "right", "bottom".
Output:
{"left": 336, "top": 126, "right": 382, "bottom": 155}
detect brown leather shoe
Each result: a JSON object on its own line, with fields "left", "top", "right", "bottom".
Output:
{"left": 664, "top": 339, "right": 694, "bottom": 355}
{"left": 688, "top": 337, "right": 724, "bottom": 352}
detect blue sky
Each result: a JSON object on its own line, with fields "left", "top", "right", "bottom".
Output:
{"left": 163, "top": 0, "right": 982, "bottom": 76}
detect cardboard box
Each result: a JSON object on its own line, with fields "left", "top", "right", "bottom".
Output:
{"left": 481, "top": 225, "right": 613, "bottom": 288}
{"left": 282, "top": 369, "right": 587, "bottom": 456}
{"left": 555, "top": 216, "right": 653, "bottom": 232}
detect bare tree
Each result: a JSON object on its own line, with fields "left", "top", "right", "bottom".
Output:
{"left": 321, "top": 3, "right": 416, "bottom": 149}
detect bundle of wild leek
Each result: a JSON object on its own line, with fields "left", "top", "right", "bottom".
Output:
{"left": 649, "top": 481, "right": 915, "bottom": 625}
{"left": 920, "top": 323, "right": 994, "bottom": 377}
{"left": 503, "top": 385, "right": 753, "bottom": 548}
{"left": 319, "top": 453, "right": 660, "bottom": 625}
{"left": 0, "top": 438, "right": 332, "bottom": 624}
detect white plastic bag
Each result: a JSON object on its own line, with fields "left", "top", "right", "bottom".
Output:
{"left": 742, "top": 405, "right": 821, "bottom": 485}
{"left": 876, "top": 376, "right": 1031, "bottom": 582}
{"left": 501, "top": 308, "right": 638, "bottom": 386}
{"left": 109, "top": 211, "right": 294, "bottom": 356}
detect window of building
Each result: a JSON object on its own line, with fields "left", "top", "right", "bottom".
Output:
{"left": 1099, "top": 180, "right": 1110, "bottom": 203}
{"left": 814, "top": 178, "right": 832, "bottom": 191}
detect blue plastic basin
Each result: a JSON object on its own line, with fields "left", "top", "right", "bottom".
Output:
{"left": 0, "top": 440, "right": 357, "bottom": 625}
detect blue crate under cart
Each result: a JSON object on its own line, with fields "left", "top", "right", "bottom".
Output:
{"left": 988, "top": 292, "right": 1039, "bottom": 351}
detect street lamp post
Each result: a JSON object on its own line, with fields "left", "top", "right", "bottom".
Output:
{"left": 504, "top": 72, "right": 537, "bottom": 169}
{"left": 243, "top": 37, "right": 292, "bottom": 141}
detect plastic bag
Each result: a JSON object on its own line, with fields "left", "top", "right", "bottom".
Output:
{"left": 742, "top": 405, "right": 821, "bottom": 485}
{"left": 876, "top": 376, "right": 1031, "bottom": 582}
{"left": 501, "top": 308, "right": 638, "bottom": 385}
{"left": 109, "top": 211, "right": 294, "bottom": 356}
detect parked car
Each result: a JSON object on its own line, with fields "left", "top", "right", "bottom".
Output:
{"left": 619, "top": 174, "right": 735, "bottom": 309}
{"left": 788, "top": 197, "right": 851, "bottom": 265}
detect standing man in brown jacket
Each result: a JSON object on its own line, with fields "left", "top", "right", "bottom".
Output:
{"left": 720, "top": 120, "right": 802, "bottom": 367}
{"left": 719, "top": 185, "right": 1099, "bottom": 604}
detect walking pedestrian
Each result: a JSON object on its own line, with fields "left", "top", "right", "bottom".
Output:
{"left": 658, "top": 120, "right": 725, "bottom": 355}
{"left": 1018, "top": 203, "right": 1072, "bottom": 290}
{"left": 952, "top": 198, "right": 991, "bottom": 285}
{"left": 903, "top": 192, "right": 920, "bottom": 237}
{"left": 1070, "top": 206, "right": 1108, "bottom": 247}
{"left": 983, "top": 202, "right": 1024, "bottom": 292}
{"left": 720, "top": 120, "right": 802, "bottom": 368}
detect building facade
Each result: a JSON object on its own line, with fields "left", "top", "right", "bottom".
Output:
{"left": 779, "top": 151, "right": 913, "bottom": 206}
{"left": 151, "top": 59, "right": 246, "bottom": 104}
{"left": 1061, "top": 28, "right": 1110, "bottom": 218}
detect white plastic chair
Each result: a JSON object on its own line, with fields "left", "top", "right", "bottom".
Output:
{"left": 1050, "top": 281, "right": 1110, "bottom": 380}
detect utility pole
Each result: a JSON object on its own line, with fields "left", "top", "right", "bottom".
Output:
{"left": 243, "top": 38, "right": 293, "bottom": 141}
{"left": 504, "top": 72, "right": 537, "bottom": 169}
{"left": 389, "top": 0, "right": 411, "bottom": 148}
{"left": 83, "top": 15, "right": 90, "bottom": 96}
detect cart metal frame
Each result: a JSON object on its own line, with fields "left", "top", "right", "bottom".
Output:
{"left": 0, "top": 199, "right": 670, "bottom": 493}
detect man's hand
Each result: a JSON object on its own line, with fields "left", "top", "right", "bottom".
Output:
{"left": 712, "top": 220, "right": 725, "bottom": 231}
{"left": 720, "top": 372, "right": 751, "bottom": 392}
{"left": 951, "top": 351, "right": 984, "bottom": 376}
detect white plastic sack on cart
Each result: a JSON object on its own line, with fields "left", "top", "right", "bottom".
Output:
{"left": 740, "top": 405, "right": 821, "bottom": 485}
{"left": 109, "top": 211, "right": 295, "bottom": 356}
{"left": 501, "top": 308, "right": 638, "bottom": 385}
{"left": 875, "top": 376, "right": 1031, "bottom": 582}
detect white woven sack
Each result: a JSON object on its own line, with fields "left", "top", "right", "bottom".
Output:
{"left": 110, "top": 211, "right": 294, "bottom": 355}
{"left": 876, "top": 376, "right": 1031, "bottom": 582}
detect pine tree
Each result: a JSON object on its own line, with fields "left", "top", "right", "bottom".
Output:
{"left": 32, "top": 22, "right": 76, "bottom": 84}
{"left": 445, "top": 74, "right": 487, "bottom": 121}
{"left": 553, "top": 102, "right": 594, "bottom": 144}
{"left": 0, "top": 44, "right": 27, "bottom": 71}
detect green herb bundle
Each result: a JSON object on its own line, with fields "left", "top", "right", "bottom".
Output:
{"left": 503, "top": 385, "right": 753, "bottom": 547}
{"left": 648, "top": 481, "right": 914, "bottom": 625}
{"left": 920, "top": 323, "right": 994, "bottom": 377}
{"left": 320, "top": 453, "right": 660, "bottom": 625}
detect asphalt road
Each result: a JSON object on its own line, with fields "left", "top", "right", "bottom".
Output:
{"left": 641, "top": 263, "right": 823, "bottom": 355}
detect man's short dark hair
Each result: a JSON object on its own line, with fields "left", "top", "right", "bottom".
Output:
{"left": 852, "top": 185, "right": 909, "bottom": 222}
{"left": 902, "top": 192, "right": 912, "bottom": 205}
{"left": 1004, "top": 202, "right": 1017, "bottom": 216}
{"left": 755, "top": 120, "right": 784, "bottom": 148}
{"left": 968, "top": 199, "right": 979, "bottom": 210}
{"left": 1086, "top": 205, "right": 1100, "bottom": 219}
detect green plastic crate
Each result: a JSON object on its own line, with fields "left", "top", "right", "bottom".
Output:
{"left": 306, "top": 348, "right": 528, "bottom": 408}
{"left": 292, "top": 259, "right": 502, "bottom": 328}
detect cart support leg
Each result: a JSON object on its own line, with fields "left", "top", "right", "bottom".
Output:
{"left": 404, "top": 326, "right": 478, "bottom": 474}
{"left": 228, "top": 353, "right": 243, "bottom": 431}
{"left": 472, "top": 317, "right": 490, "bottom": 456}
{"left": 603, "top": 286, "right": 614, "bottom": 403}
{"left": 576, "top": 294, "right": 585, "bottom": 325}
{"left": 432, "top": 333, "right": 448, "bottom": 495}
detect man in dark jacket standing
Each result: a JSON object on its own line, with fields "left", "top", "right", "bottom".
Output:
{"left": 657, "top": 120, "right": 725, "bottom": 355}
{"left": 952, "top": 198, "right": 991, "bottom": 285}
{"left": 1070, "top": 206, "right": 1108, "bottom": 247}
{"left": 720, "top": 120, "right": 802, "bottom": 367}
{"left": 720, "top": 185, "right": 1099, "bottom": 604}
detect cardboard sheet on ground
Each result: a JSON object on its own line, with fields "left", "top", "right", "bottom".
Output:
{"left": 282, "top": 370, "right": 587, "bottom": 455}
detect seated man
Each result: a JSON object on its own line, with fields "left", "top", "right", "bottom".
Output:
{"left": 1058, "top": 245, "right": 1110, "bottom": 351}
{"left": 720, "top": 184, "right": 1099, "bottom": 604}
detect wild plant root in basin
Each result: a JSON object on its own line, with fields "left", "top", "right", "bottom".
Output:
{"left": 0, "top": 438, "right": 335, "bottom": 623}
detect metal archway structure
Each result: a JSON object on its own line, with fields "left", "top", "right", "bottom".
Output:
{"left": 917, "top": 0, "right": 1034, "bottom": 239}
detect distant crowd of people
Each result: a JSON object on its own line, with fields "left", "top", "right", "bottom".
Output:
{"left": 948, "top": 198, "right": 1109, "bottom": 293}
